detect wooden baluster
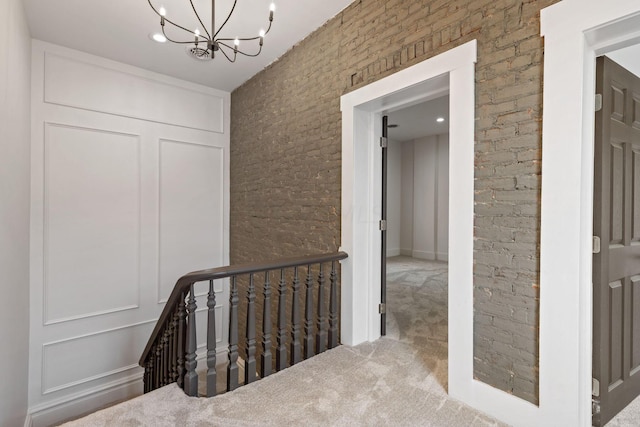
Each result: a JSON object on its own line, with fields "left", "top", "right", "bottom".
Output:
{"left": 148, "top": 347, "right": 155, "bottom": 390}
{"left": 163, "top": 329, "right": 170, "bottom": 385}
{"left": 245, "top": 274, "right": 257, "bottom": 384}
{"left": 155, "top": 343, "right": 161, "bottom": 388}
{"left": 276, "top": 269, "right": 288, "bottom": 371}
{"left": 304, "top": 265, "right": 315, "bottom": 359}
{"left": 290, "top": 267, "right": 302, "bottom": 365}
{"left": 144, "top": 360, "right": 150, "bottom": 393}
{"left": 206, "top": 280, "right": 217, "bottom": 397}
{"left": 328, "top": 260, "right": 339, "bottom": 349}
{"left": 167, "top": 320, "right": 173, "bottom": 384}
{"left": 177, "top": 292, "right": 186, "bottom": 389}
{"left": 316, "top": 263, "right": 327, "bottom": 354}
{"left": 183, "top": 284, "right": 198, "bottom": 396}
{"left": 227, "top": 276, "right": 239, "bottom": 391}
{"left": 171, "top": 311, "right": 179, "bottom": 382}
{"left": 159, "top": 338, "right": 165, "bottom": 387}
{"left": 261, "top": 271, "right": 273, "bottom": 377}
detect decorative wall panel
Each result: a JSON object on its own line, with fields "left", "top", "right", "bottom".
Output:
{"left": 43, "top": 52, "right": 224, "bottom": 133}
{"left": 42, "top": 321, "right": 154, "bottom": 394}
{"left": 44, "top": 123, "right": 140, "bottom": 324}
{"left": 158, "top": 140, "right": 224, "bottom": 302}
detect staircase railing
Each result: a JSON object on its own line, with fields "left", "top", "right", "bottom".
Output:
{"left": 139, "top": 251, "right": 348, "bottom": 397}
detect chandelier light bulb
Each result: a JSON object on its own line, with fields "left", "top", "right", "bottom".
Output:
{"left": 436, "top": 117, "right": 445, "bottom": 123}
{"left": 195, "top": 28, "right": 200, "bottom": 36}
{"left": 259, "top": 29, "right": 266, "bottom": 38}
{"left": 234, "top": 38, "right": 240, "bottom": 47}
{"left": 159, "top": 6, "right": 166, "bottom": 16}
{"left": 270, "top": 3, "right": 276, "bottom": 12}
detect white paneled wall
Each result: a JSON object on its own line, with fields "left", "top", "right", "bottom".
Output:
{"left": 29, "top": 41, "right": 230, "bottom": 426}
{"left": 388, "top": 134, "right": 449, "bottom": 261}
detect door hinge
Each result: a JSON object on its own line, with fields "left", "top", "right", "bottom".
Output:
{"left": 593, "top": 236, "right": 601, "bottom": 254}
{"left": 380, "top": 137, "right": 388, "bottom": 148}
{"left": 595, "top": 94, "right": 603, "bottom": 112}
{"left": 592, "top": 397, "right": 601, "bottom": 415}
{"left": 592, "top": 378, "right": 600, "bottom": 397}
{"left": 379, "top": 219, "right": 387, "bottom": 231}
{"left": 379, "top": 303, "right": 386, "bottom": 314}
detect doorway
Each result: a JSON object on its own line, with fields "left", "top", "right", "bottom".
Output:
{"left": 383, "top": 97, "right": 450, "bottom": 389}
{"left": 540, "top": 2, "right": 640, "bottom": 425}
{"left": 340, "top": 39, "right": 476, "bottom": 408}
{"left": 592, "top": 46, "right": 640, "bottom": 427}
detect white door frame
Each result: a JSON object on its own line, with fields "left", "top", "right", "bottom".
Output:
{"left": 540, "top": 1, "right": 640, "bottom": 426}
{"left": 340, "top": 39, "right": 545, "bottom": 425}
{"left": 340, "top": 39, "right": 523, "bottom": 419}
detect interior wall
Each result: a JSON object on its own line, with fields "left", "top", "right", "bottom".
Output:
{"left": 386, "top": 139, "right": 402, "bottom": 256}
{"left": 396, "top": 135, "right": 449, "bottom": 261}
{"left": 28, "top": 41, "right": 230, "bottom": 426}
{"left": 400, "top": 142, "right": 415, "bottom": 255}
{"left": 231, "top": 0, "right": 562, "bottom": 405}
{"left": 437, "top": 134, "right": 450, "bottom": 260}
{"left": 0, "top": 0, "right": 31, "bottom": 426}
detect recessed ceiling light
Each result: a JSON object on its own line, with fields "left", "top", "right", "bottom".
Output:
{"left": 436, "top": 117, "right": 445, "bottom": 123}
{"left": 150, "top": 33, "right": 167, "bottom": 43}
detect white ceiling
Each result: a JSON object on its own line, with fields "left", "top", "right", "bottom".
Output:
{"left": 387, "top": 95, "right": 449, "bottom": 142}
{"left": 23, "top": 0, "right": 354, "bottom": 92}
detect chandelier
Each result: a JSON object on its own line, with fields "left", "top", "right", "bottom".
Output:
{"left": 147, "top": 0, "right": 275, "bottom": 62}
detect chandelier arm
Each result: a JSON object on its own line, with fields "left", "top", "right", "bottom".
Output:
{"left": 212, "top": 0, "right": 237, "bottom": 39}
{"left": 148, "top": 0, "right": 207, "bottom": 40}
{"left": 217, "top": 45, "right": 237, "bottom": 63}
{"left": 264, "top": 19, "right": 273, "bottom": 36}
{"left": 218, "top": 36, "right": 259, "bottom": 42}
{"left": 162, "top": 26, "right": 206, "bottom": 44}
{"left": 189, "top": 0, "right": 211, "bottom": 39}
{"left": 216, "top": 9, "right": 272, "bottom": 42}
{"left": 218, "top": 41, "right": 263, "bottom": 58}
{"left": 147, "top": 0, "right": 163, "bottom": 17}
{"left": 164, "top": 17, "right": 204, "bottom": 37}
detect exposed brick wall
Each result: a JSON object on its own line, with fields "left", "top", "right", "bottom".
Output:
{"left": 231, "top": 0, "right": 559, "bottom": 404}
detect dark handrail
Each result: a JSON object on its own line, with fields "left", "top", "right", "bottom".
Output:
{"left": 139, "top": 251, "right": 348, "bottom": 367}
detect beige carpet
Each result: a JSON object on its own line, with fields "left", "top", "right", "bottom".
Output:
{"left": 63, "top": 257, "right": 507, "bottom": 427}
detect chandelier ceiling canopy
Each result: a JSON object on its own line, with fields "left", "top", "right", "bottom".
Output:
{"left": 147, "top": 0, "right": 275, "bottom": 62}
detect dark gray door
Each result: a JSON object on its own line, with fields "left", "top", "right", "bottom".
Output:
{"left": 381, "top": 115, "right": 388, "bottom": 336}
{"left": 593, "top": 56, "right": 640, "bottom": 426}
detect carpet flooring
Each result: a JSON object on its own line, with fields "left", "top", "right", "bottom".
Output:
{"left": 62, "top": 256, "right": 507, "bottom": 426}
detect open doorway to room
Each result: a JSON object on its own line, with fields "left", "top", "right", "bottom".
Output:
{"left": 382, "top": 96, "right": 450, "bottom": 390}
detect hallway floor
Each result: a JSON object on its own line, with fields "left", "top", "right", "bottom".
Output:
{"left": 385, "top": 256, "right": 449, "bottom": 392}
{"left": 385, "top": 256, "right": 640, "bottom": 427}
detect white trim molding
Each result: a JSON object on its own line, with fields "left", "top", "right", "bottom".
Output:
{"left": 540, "top": 1, "right": 640, "bottom": 426}
{"left": 341, "top": 39, "right": 496, "bottom": 419}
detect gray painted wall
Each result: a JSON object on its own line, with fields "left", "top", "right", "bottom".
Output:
{"left": 0, "top": 0, "right": 31, "bottom": 425}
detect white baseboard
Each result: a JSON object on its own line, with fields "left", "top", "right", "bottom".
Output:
{"left": 386, "top": 248, "right": 401, "bottom": 257}
{"left": 29, "top": 346, "right": 228, "bottom": 427}
{"left": 412, "top": 250, "right": 436, "bottom": 260}
{"left": 28, "top": 374, "right": 143, "bottom": 427}
{"left": 400, "top": 249, "right": 413, "bottom": 257}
